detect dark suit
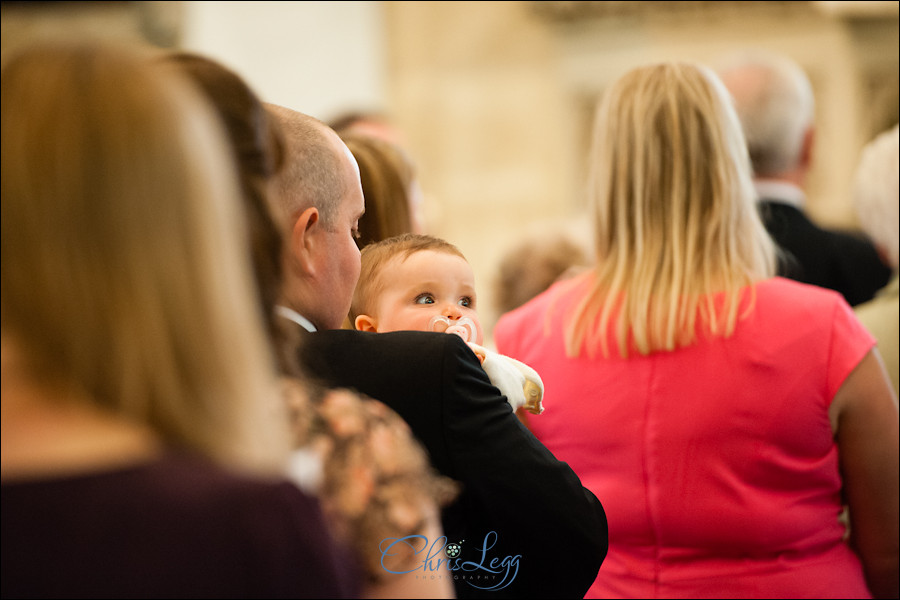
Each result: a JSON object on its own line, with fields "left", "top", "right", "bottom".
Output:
{"left": 759, "top": 199, "right": 891, "bottom": 306}
{"left": 298, "top": 327, "right": 608, "bottom": 599}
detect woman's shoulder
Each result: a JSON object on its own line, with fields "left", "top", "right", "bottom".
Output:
{"left": 2, "top": 451, "right": 316, "bottom": 515}
{"left": 747, "top": 277, "right": 874, "bottom": 353}
{"left": 753, "top": 276, "right": 853, "bottom": 314}
{"left": 494, "top": 273, "right": 588, "bottom": 349}
{"left": 1, "top": 451, "right": 355, "bottom": 598}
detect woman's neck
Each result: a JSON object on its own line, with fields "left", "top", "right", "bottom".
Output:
{"left": 1, "top": 375, "right": 161, "bottom": 482}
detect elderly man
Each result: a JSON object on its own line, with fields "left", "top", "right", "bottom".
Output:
{"left": 719, "top": 51, "right": 891, "bottom": 306}
{"left": 265, "top": 103, "right": 608, "bottom": 599}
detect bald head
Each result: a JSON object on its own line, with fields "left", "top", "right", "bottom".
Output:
{"left": 264, "top": 103, "right": 365, "bottom": 331}
{"left": 265, "top": 103, "right": 348, "bottom": 230}
{"left": 718, "top": 52, "right": 814, "bottom": 178}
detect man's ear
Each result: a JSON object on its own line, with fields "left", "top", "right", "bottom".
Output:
{"left": 290, "top": 207, "right": 320, "bottom": 276}
{"left": 354, "top": 314, "right": 378, "bottom": 333}
{"left": 799, "top": 126, "right": 814, "bottom": 170}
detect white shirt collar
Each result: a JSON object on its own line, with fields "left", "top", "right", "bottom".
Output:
{"left": 276, "top": 305, "right": 317, "bottom": 332}
{"left": 753, "top": 179, "right": 806, "bottom": 210}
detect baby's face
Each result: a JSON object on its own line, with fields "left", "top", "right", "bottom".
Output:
{"left": 364, "top": 249, "right": 484, "bottom": 345}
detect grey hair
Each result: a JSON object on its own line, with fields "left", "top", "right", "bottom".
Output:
{"left": 718, "top": 51, "right": 814, "bottom": 177}
{"left": 853, "top": 124, "right": 899, "bottom": 270}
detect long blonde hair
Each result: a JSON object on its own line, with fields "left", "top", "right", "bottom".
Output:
{"left": 566, "top": 62, "right": 776, "bottom": 358}
{"left": 1, "top": 39, "right": 289, "bottom": 472}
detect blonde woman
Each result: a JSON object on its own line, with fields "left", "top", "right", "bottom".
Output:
{"left": 1, "top": 39, "right": 356, "bottom": 597}
{"left": 494, "top": 62, "right": 898, "bottom": 598}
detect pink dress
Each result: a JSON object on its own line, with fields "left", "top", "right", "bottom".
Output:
{"left": 494, "top": 275, "right": 874, "bottom": 599}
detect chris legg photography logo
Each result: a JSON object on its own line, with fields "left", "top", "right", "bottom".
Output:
{"left": 379, "top": 531, "right": 521, "bottom": 591}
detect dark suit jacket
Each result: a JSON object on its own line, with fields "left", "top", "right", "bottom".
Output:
{"left": 759, "top": 199, "right": 891, "bottom": 306}
{"left": 298, "top": 328, "right": 608, "bottom": 599}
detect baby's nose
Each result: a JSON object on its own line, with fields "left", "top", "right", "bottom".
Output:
{"left": 442, "top": 303, "right": 462, "bottom": 318}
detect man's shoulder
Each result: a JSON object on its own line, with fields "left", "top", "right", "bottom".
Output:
{"left": 760, "top": 199, "right": 877, "bottom": 250}
{"left": 308, "top": 328, "right": 471, "bottom": 355}
{"left": 758, "top": 198, "right": 810, "bottom": 226}
{"left": 300, "top": 329, "right": 482, "bottom": 383}
{"left": 805, "top": 216, "right": 884, "bottom": 261}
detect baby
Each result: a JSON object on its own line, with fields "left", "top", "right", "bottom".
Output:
{"left": 350, "top": 233, "right": 544, "bottom": 415}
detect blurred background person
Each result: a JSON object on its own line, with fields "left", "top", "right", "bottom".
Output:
{"left": 491, "top": 228, "right": 590, "bottom": 425}
{"left": 1, "top": 38, "right": 354, "bottom": 598}
{"left": 852, "top": 124, "right": 899, "bottom": 395}
{"left": 165, "top": 50, "right": 456, "bottom": 598}
{"left": 494, "top": 61, "right": 899, "bottom": 599}
{"left": 718, "top": 50, "right": 892, "bottom": 307}
{"left": 340, "top": 131, "right": 426, "bottom": 249}
{"left": 493, "top": 230, "right": 591, "bottom": 317}
{"left": 330, "top": 110, "right": 408, "bottom": 148}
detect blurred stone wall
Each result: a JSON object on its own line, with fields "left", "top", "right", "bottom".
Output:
{"left": 382, "top": 1, "right": 898, "bottom": 337}
{"left": 3, "top": 1, "right": 896, "bottom": 341}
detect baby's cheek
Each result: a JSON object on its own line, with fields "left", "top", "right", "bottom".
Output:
{"left": 472, "top": 321, "right": 484, "bottom": 345}
{"left": 388, "top": 308, "right": 429, "bottom": 333}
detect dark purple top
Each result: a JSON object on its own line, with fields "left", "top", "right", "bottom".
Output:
{"left": 1, "top": 451, "right": 359, "bottom": 599}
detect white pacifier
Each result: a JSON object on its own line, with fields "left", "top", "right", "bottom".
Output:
{"left": 429, "top": 315, "right": 477, "bottom": 343}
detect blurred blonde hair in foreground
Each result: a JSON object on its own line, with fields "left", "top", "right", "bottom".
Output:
{"left": 1, "top": 38, "right": 289, "bottom": 472}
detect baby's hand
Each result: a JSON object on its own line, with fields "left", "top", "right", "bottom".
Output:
{"left": 467, "top": 343, "right": 544, "bottom": 415}
{"left": 466, "top": 342, "right": 487, "bottom": 365}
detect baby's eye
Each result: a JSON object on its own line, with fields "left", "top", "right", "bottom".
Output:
{"left": 351, "top": 227, "right": 361, "bottom": 240}
{"left": 458, "top": 296, "right": 473, "bottom": 308}
{"left": 415, "top": 293, "right": 435, "bottom": 305}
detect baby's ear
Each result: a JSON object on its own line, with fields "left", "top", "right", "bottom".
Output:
{"left": 354, "top": 314, "right": 378, "bottom": 333}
